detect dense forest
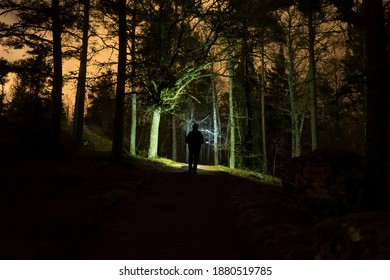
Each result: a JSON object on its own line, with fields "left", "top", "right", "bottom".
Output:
{"left": 0, "top": 0, "right": 389, "bottom": 212}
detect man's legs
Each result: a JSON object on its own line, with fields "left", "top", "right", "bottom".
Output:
{"left": 188, "top": 149, "right": 194, "bottom": 172}
{"left": 193, "top": 149, "right": 200, "bottom": 173}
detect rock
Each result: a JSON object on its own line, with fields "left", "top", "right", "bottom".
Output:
{"left": 282, "top": 149, "right": 364, "bottom": 206}
{"left": 248, "top": 224, "right": 315, "bottom": 259}
{"left": 237, "top": 208, "right": 267, "bottom": 228}
{"left": 314, "top": 212, "right": 390, "bottom": 259}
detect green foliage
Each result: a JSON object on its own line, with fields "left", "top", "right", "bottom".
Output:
{"left": 219, "top": 165, "right": 282, "bottom": 185}
{"left": 137, "top": 0, "right": 212, "bottom": 112}
{"left": 147, "top": 156, "right": 187, "bottom": 169}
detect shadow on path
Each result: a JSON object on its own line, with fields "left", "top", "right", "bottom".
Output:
{"left": 81, "top": 166, "right": 250, "bottom": 259}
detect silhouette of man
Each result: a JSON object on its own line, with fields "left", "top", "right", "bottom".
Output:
{"left": 185, "top": 123, "right": 204, "bottom": 174}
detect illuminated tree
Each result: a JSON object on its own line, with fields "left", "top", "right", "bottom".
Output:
{"left": 227, "top": 56, "right": 235, "bottom": 168}
{"left": 272, "top": 6, "right": 309, "bottom": 158}
{"left": 129, "top": 0, "right": 138, "bottom": 156}
{"left": 210, "top": 0, "right": 291, "bottom": 171}
{"left": 296, "top": 0, "right": 340, "bottom": 152}
{"left": 210, "top": 65, "right": 221, "bottom": 166}
{"left": 137, "top": 0, "right": 215, "bottom": 158}
{"left": 145, "top": 63, "right": 211, "bottom": 157}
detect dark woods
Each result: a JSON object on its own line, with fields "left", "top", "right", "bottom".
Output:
{"left": 0, "top": 0, "right": 388, "bottom": 210}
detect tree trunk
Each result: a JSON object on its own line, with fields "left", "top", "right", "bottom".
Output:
{"left": 308, "top": 8, "right": 318, "bottom": 151}
{"left": 287, "top": 46, "right": 302, "bottom": 158}
{"left": 211, "top": 69, "right": 219, "bottom": 166}
{"left": 297, "top": 113, "right": 304, "bottom": 155}
{"left": 185, "top": 107, "right": 194, "bottom": 163}
{"left": 130, "top": 92, "right": 137, "bottom": 155}
{"left": 73, "top": 0, "right": 90, "bottom": 149}
{"left": 260, "top": 42, "right": 268, "bottom": 173}
{"left": 111, "top": 0, "right": 127, "bottom": 161}
{"left": 363, "top": 0, "right": 388, "bottom": 210}
{"left": 241, "top": 32, "right": 253, "bottom": 168}
{"left": 171, "top": 114, "right": 177, "bottom": 161}
{"left": 129, "top": 0, "right": 137, "bottom": 156}
{"left": 228, "top": 57, "right": 235, "bottom": 169}
{"left": 148, "top": 106, "right": 162, "bottom": 158}
{"left": 49, "top": 0, "right": 63, "bottom": 156}
{"left": 290, "top": 100, "right": 303, "bottom": 158}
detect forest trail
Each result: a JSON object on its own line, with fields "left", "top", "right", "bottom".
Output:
{"left": 81, "top": 165, "right": 252, "bottom": 259}
{"left": 1, "top": 148, "right": 314, "bottom": 259}
{"left": 0, "top": 119, "right": 315, "bottom": 260}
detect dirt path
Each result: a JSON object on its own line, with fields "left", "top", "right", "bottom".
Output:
{"left": 0, "top": 117, "right": 313, "bottom": 260}
{"left": 81, "top": 165, "right": 250, "bottom": 259}
{"left": 2, "top": 120, "right": 387, "bottom": 260}
{"left": 0, "top": 143, "right": 313, "bottom": 260}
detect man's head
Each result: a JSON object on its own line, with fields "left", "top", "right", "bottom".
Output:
{"left": 192, "top": 123, "right": 198, "bottom": 131}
